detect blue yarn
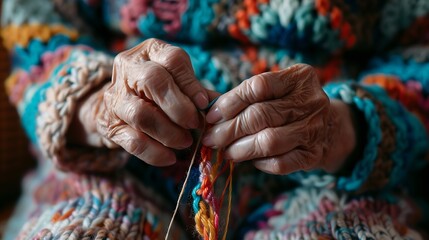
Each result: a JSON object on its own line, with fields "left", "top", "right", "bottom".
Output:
{"left": 181, "top": 44, "right": 231, "bottom": 93}
{"left": 362, "top": 85, "right": 429, "bottom": 187}
{"left": 20, "top": 81, "right": 52, "bottom": 145}
{"left": 12, "top": 34, "right": 100, "bottom": 72}
{"left": 244, "top": 203, "right": 272, "bottom": 224}
{"left": 183, "top": 166, "right": 200, "bottom": 202}
{"left": 132, "top": 209, "right": 142, "bottom": 223}
{"left": 191, "top": 182, "right": 202, "bottom": 213}
{"left": 324, "top": 82, "right": 382, "bottom": 191}
{"left": 92, "top": 194, "right": 101, "bottom": 207}
{"left": 325, "top": 82, "right": 429, "bottom": 191}
{"left": 137, "top": 12, "right": 166, "bottom": 39}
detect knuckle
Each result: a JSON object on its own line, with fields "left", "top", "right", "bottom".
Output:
{"left": 141, "top": 66, "right": 170, "bottom": 89}
{"left": 163, "top": 131, "right": 186, "bottom": 147}
{"left": 126, "top": 103, "right": 143, "bottom": 122}
{"left": 168, "top": 46, "right": 190, "bottom": 62}
{"left": 295, "top": 64, "right": 316, "bottom": 77}
{"left": 257, "top": 130, "right": 281, "bottom": 156}
{"left": 241, "top": 104, "right": 268, "bottom": 133}
{"left": 250, "top": 74, "right": 270, "bottom": 98}
{"left": 113, "top": 52, "right": 128, "bottom": 67}
{"left": 237, "top": 78, "right": 261, "bottom": 104}
{"left": 128, "top": 138, "right": 148, "bottom": 157}
{"left": 144, "top": 38, "right": 165, "bottom": 51}
{"left": 144, "top": 38, "right": 158, "bottom": 45}
{"left": 264, "top": 137, "right": 280, "bottom": 155}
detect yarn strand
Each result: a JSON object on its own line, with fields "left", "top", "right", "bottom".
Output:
{"left": 165, "top": 113, "right": 206, "bottom": 240}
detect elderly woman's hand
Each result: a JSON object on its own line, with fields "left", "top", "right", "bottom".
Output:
{"left": 202, "top": 64, "right": 356, "bottom": 175}
{"left": 70, "top": 39, "right": 210, "bottom": 166}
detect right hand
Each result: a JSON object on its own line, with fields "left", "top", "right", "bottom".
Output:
{"left": 95, "top": 39, "right": 210, "bottom": 166}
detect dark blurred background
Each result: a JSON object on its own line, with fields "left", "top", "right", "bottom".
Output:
{"left": 0, "top": 2, "right": 36, "bottom": 235}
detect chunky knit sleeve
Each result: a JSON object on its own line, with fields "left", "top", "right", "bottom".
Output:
{"left": 1, "top": 0, "right": 128, "bottom": 172}
{"left": 320, "top": 48, "right": 429, "bottom": 192}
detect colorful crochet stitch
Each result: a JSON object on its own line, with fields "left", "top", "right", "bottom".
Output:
{"left": 1, "top": 0, "right": 429, "bottom": 239}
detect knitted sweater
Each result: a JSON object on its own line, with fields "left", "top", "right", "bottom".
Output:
{"left": 1, "top": 0, "right": 429, "bottom": 239}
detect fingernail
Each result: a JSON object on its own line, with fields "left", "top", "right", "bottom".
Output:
{"left": 206, "top": 107, "right": 222, "bottom": 123}
{"left": 202, "top": 135, "right": 215, "bottom": 147}
{"left": 193, "top": 92, "right": 209, "bottom": 110}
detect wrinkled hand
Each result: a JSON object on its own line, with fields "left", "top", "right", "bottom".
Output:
{"left": 70, "top": 39, "right": 211, "bottom": 166}
{"left": 202, "top": 64, "right": 356, "bottom": 174}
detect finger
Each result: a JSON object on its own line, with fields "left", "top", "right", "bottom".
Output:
{"left": 222, "top": 124, "right": 304, "bottom": 162}
{"left": 253, "top": 149, "right": 314, "bottom": 175}
{"left": 203, "top": 98, "right": 307, "bottom": 148}
{"left": 113, "top": 95, "right": 193, "bottom": 149}
{"left": 108, "top": 123, "right": 176, "bottom": 166}
{"left": 206, "top": 64, "right": 317, "bottom": 124}
{"left": 141, "top": 39, "right": 209, "bottom": 109}
{"left": 124, "top": 60, "right": 200, "bottom": 129}
{"left": 206, "top": 89, "right": 221, "bottom": 102}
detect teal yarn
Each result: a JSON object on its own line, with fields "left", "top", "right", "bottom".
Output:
{"left": 13, "top": 35, "right": 73, "bottom": 71}
{"left": 21, "top": 81, "right": 52, "bottom": 145}
{"left": 13, "top": 35, "right": 101, "bottom": 72}
{"left": 137, "top": 12, "right": 167, "bottom": 39}
{"left": 19, "top": 47, "right": 97, "bottom": 145}
{"left": 192, "top": 182, "right": 202, "bottom": 213}
{"left": 325, "top": 82, "right": 429, "bottom": 191}
{"left": 181, "top": 44, "right": 231, "bottom": 93}
{"left": 362, "top": 85, "right": 429, "bottom": 187}
{"left": 176, "top": 0, "right": 218, "bottom": 43}
{"left": 241, "top": 0, "right": 344, "bottom": 52}
{"left": 324, "top": 82, "right": 382, "bottom": 191}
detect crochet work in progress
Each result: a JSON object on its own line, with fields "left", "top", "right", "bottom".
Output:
{"left": 191, "top": 147, "right": 233, "bottom": 240}
{"left": 166, "top": 117, "right": 234, "bottom": 240}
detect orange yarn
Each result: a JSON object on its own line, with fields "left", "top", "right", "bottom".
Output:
{"left": 315, "top": 1, "right": 356, "bottom": 49}
{"left": 316, "top": 0, "right": 331, "bottom": 16}
{"left": 363, "top": 74, "right": 428, "bottom": 127}
{"left": 1, "top": 24, "right": 79, "bottom": 50}
{"left": 194, "top": 146, "right": 234, "bottom": 240}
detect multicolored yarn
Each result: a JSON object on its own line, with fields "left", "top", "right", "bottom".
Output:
{"left": 324, "top": 83, "right": 384, "bottom": 191}
{"left": 36, "top": 48, "right": 129, "bottom": 172}
{"left": 362, "top": 54, "right": 429, "bottom": 95}
{"left": 9, "top": 161, "right": 182, "bottom": 240}
{"left": 191, "top": 146, "right": 234, "bottom": 239}
{"left": 243, "top": 187, "right": 423, "bottom": 239}
{"left": 325, "top": 82, "right": 429, "bottom": 191}
{"left": 362, "top": 74, "right": 429, "bottom": 131}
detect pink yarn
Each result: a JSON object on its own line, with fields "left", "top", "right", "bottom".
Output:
{"left": 120, "top": 0, "right": 188, "bottom": 35}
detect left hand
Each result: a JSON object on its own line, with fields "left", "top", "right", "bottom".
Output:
{"left": 202, "top": 64, "right": 356, "bottom": 175}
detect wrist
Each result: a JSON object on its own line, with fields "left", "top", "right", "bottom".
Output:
{"left": 67, "top": 83, "right": 108, "bottom": 147}
{"left": 322, "top": 99, "right": 357, "bottom": 173}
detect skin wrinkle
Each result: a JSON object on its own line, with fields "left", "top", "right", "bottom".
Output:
{"left": 92, "top": 39, "right": 212, "bottom": 165}
{"left": 208, "top": 63, "right": 354, "bottom": 175}
{"left": 71, "top": 41, "right": 355, "bottom": 171}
